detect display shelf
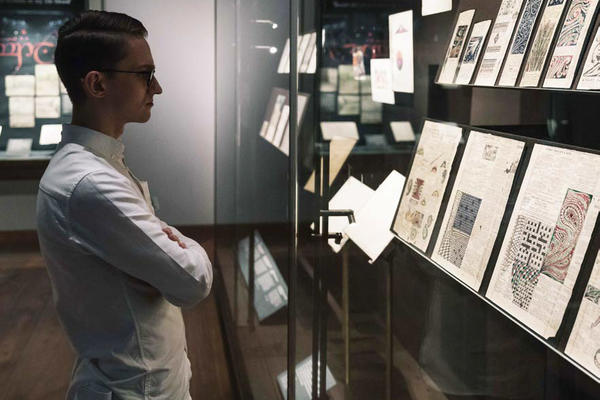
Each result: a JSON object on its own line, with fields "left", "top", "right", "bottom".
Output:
{"left": 0, "top": 150, "right": 54, "bottom": 161}
{"left": 392, "top": 233, "right": 600, "bottom": 386}
{"left": 436, "top": 81, "right": 600, "bottom": 96}
{"left": 436, "top": 0, "right": 600, "bottom": 97}
{"left": 0, "top": 150, "right": 53, "bottom": 180}
{"left": 389, "top": 117, "right": 600, "bottom": 387}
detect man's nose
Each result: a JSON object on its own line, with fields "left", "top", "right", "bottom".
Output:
{"left": 152, "top": 77, "right": 163, "bottom": 94}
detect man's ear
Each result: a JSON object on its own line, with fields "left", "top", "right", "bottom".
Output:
{"left": 81, "top": 71, "right": 107, "bottom": 99}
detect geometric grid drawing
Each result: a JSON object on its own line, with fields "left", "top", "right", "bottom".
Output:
{"left": 438, "top": 191, "right": 482, "bottom": 268}
{"left": 511, "top": 0, "right": 544, "bottom": 54}
{"left": 504, "top": 215, "right": 553, "bottom": 309}
{"left": 464, "top": 36, "right": 483, "bottom": 63}
{"left": 541, "top": 189, "right": 592, "bottom": 283}
{"left": 547, "top": 55, "right": 573, "bottom": 78}
{"left": 556, "top": 0, "right": 592, "bottom": 47}
{"left": 450, "top": 25, "right": 468, "bottom": 58}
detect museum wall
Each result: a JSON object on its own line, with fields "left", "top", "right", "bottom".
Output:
{"left": 0, "top": 0, "right": 216, "bottom": 231}
{"left": 105, "top": 0, "right": 215, "bottom": 226}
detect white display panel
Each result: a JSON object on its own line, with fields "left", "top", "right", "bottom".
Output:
{"left": 5, "top": 75, "right": 35, "bottom": 96}
{"left": 390, "top": 121, "right": 416, "bottom": 142}
{"left": 455, "top": 20, "right": 492, "bottom": 85}
{"left": 499, "top": 0, "right": 545, "bottom": 86}
{"left": 370, "top": 58, "right": 395, "bottom": 104}
{"left": 520, "top": 0, "right": 569, "bottom": 87}
{"left": 392, "top": 120, "right": 462, "bottom": 252}
{"left": 577, "top": 26, "right": 600, "bottom": 89}
{"left": 323, "top": 176, "right": 374, "bottom": 253}
{"left": 543, "top": 0, "right": 600, "bottom": 89}
{"left": 320, "top": 121, "right": 359, "bottom": 141}
{"left": 388, "top": 10, "right": 414, "bottom": 93}
{"left": 39, "top": 124, "right": 62, "bottom": 145}
{"left": 566, "top": 250, "right": 600, "bottom": 380}
{"left": 487, "top": 144, "right": 600, "bottom": 338}
{"left": 345, "top": 170, "right": 405, "bottom": 263}
{"left": 338, "top": 65, "right": 359, "bottom": 94}
{"left": 35, "top": 96, "right": 61, "bottom": 118}
{"left": 431, "top": 131, "right": 524, "bottom": 290}
{"left": 8, "top": 96, "right": 35, "bottom": 128}
{"left": 475, "top": 0, "right": 525, "bottom": 86}
{"left": 320, "top": 68, "right": 338, "bottom": 92}
{"left": 438, "top": 9, "right": 475, "bottom": 84}
{"left": 35, "top": 64, "right": 60, "bottom": 96}
{"left": 422, "top": 0, "right": 452, "bottom": 16}
{"left": 6, "top": 138, "right": 33, "bottom": 156}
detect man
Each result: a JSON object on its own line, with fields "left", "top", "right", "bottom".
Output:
{"left": 36, "top": 10, "right": 212, "bottom": 400}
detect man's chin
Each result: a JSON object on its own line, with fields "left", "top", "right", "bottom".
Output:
{"left": 136, "top": 112, "right": 152, "bottom": 123}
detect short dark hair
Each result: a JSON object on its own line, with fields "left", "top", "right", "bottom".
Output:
{"left": 54, "top": 10, "right": 147, "bottom": 105}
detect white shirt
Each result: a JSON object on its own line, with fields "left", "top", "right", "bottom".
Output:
{"left": 36, "top": 124, "right": 212, "bottom": 400}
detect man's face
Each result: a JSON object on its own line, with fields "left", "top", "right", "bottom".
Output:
{"left": 106, "top": 37, "right": 162, "bottom": 124}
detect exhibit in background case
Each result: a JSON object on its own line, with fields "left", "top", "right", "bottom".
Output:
{"left": 520, "top": 0, "right": 569, "bottom": 87}
{"left": 438, "top": 9, "right": 475, "bottom": 84}
{"left": 431, "top": 131, "right": 524, "bottom": 290}
{"left": 487, "top": 144, "right": 600, "bottom": 339}
{"left": 475, "top": 0, "right": 525, "bottom": 86}
{"left": 237, "top": 231, "right": 289, "bottom": 321}
{"left": 566, "top": 250, "right": 600, "bottom": 380}
{"left": 499, "top": 0, "right": 545, "bottom": 86}
{"left": 370, "top": 58, "right": 395, "bottom": 104}
{"left": 392, "top": 120, "right": 462, "bottom": 252}
{"left": 543, "top": 0, "right": 600, "bottom": 88}
{"left": 455, "top": 19, "right": 492, "bottom": 84}
{"left": 388, "top": 10, "right": 414, "bottom": 93}
{"left": 258, "top": 88, "right": 310, "bottom": 156}
{"left": 0, "top": 7, "right": 78, "bottom": 149}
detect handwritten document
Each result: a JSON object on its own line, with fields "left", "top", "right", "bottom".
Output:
{"left": 487, "top": 144, "right": 600, "bottom": 338}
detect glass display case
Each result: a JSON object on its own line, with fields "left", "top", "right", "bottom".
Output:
{"left": 215, "top": 0, "right": 600, "bottom": 399}
{"left": 0, "top": 0, "right": 88, "bottom": 178}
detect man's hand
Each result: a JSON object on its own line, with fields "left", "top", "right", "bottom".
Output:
{"left": 162, "top": 227, "right": 187, "bottom": 249}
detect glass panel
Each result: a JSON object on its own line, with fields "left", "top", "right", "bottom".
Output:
{"left": 215, "top": 0, "right": 292, "bottom": 398}
{"left": 298, "top": 1, "right": 600, "bottom": 400}
{"left": 217, "top": 0, "right": 600, "bottom": 398}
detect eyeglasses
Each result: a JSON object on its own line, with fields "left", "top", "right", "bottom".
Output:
{"left": 98, "top": 68, "right": 156, "bottom": 87}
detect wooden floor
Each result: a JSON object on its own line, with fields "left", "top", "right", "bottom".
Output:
{"left": 0, "top": 238, "right": 233, "bottom": 400}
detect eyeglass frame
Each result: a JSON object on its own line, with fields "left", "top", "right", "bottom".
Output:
{"left": 97, "top": 68, "right": 156, "bottom": 87}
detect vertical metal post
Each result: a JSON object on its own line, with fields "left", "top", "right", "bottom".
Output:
{"left": 311, "top": 165, "right": 322, "bottom": 400}
{"left": 312, "top": 153, "right": 322, "bottom": 400}
{"left": 288, "top": 0, "right": 299, "bottom": 398}
{"left": 248, "top": 229, "right": 255, "bottom": 330}
{"left": 233, "top": 0, "right": 242, "bottom": 333}
{"left": 319, "top": 143, "right": 330, "bottom": 399}
{"left": 385, "top": 256, "right": 393, "bottom": 400}
{"left": 343, "top": 249, "right": 350, "bottom": 389}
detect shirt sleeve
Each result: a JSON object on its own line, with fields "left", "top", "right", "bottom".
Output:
{"left": 68, "top": 169, "right": 213, "bottom": 307}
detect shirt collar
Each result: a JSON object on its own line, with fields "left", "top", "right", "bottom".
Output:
{"left": 60, "top": 124, "right": 125, "bottom": 161}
